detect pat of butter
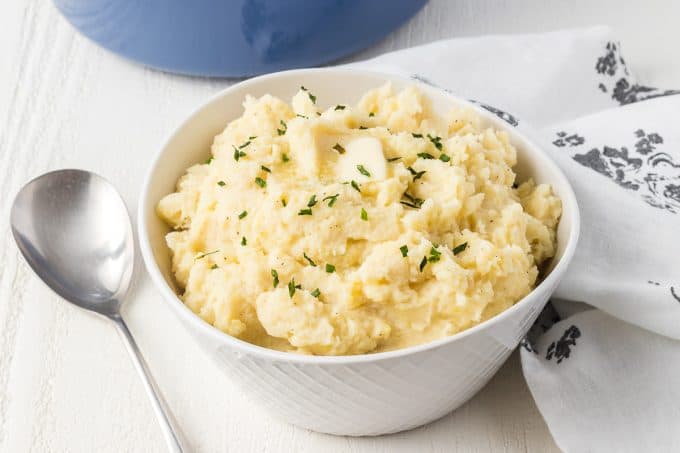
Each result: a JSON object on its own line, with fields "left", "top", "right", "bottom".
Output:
{"left": 335, "top": 137, "right": 387, "bottom": 182}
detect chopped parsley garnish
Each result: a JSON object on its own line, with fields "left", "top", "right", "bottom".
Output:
{"left": 369, "top": 112, "right": 375, "bottom": 117}
{"left": 241, "top": 237, "right": 247, "bottom": 246}
{"left": 325, "top": 264, "right": 335, "bottom": 273}
{"left": 411, "top": 133, "right": 423, "bottom": 138}
{"left": 239, "top": 140, "right": 251, "bottom": 149}
{"left": 428, "top": 246, "right": 442, "bottom": 263}
{"left": 281, "top": 153, "right": 290, "bottom": 163}
{"left": 248, "top": 135, "right": 257, "bottom": 140}
{"left": 350, "top": 180, "right": 361, "bottom": 193}
{"left": 281, "top": 198, "right": 287, "bottom": 207}
{"left": 427, "top": 134, "right": 443, "bottom": 150}
{"left": 360, "top": 207, "right": 368, "bottom": 221}
{"left": 205, "top": 156, "right": 214, "bottom": 164}
{"left": 400, "top": 192, "right": 424, "bottom": 209}
{"left": 357, "top": 164, "right": 371, "bottom": 177}
{"left": 333, "top": 143, "right": 345, "bottom": 154}
{"left": 307, "top": 194, "right": 318, "bottom": 207}
{"left": 359, "top": 126, "right": 368, "bottom": 130}
{"left": 439, "top": 153, "right": 451, "bottom": 162}
{"left": 196, "top": 250, "right": 219, "bottom": 260}
{"left": 254, "top": 177, "right": 267, "bottom": 188}
{"left": 417, "top": 152, "right": 435, "bottom": 159}
{"left": 260, "top": 165, "right": 271, "bottom": 173}
{"left": 210, "top": 264, "right": 218, "bottom": 270}
{"left": 233, "top": 146, "right": 246, "bottom": 161}
{"left": 298, "top": 208, "right": 313, "bottom": 216}
{"left": 217, "top": 180, "right": 226, "bottom": 187}
{"left": 277, "top": 120, "right": 287, "bottom": 136}
{"left": 303, "top": 252, "right": 317, "bottom": 267}
{"left": 334, "top": 105, "right": 346, "bottom": 111}
{"left": 271, "top": 269, "right": 279, "bottom": 288}
{"left": 287, "top": 278, "right": 302, "bottom": 298}
{"left": 387, "top": 157, "right": 402, "bottom": 162}
{"left": 400, "top": 245, "right": 409, "bottom": 257}
{"left": 296, "top": 114, "right": 308, "bottom": 119}
{"left": 419, "top": 256, "right": 427, "bottom": 272}
{"left": 407, "top": 166, "right": 427, "bottom": 181}
{"left": 238, "top": 210, "right": 247, "bottom": 219}
{"left": 452, "top": 242, "right": 468, "bottom": 255}
{"left": 311, "top": 288, "right": 321, "bottom": 298}
{"left": 322, "top": 193, "right": 339, "bottom": 207}
{"left": 300, "top": 86, "right": 316, "bottom": 104}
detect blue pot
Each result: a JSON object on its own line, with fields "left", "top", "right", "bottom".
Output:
{"left": 53, "top": 0, "right": 427, "bottom": 77}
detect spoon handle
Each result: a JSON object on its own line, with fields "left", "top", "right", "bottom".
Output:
{"left": 113, "top": 315, "right": 186, "bottom": 453}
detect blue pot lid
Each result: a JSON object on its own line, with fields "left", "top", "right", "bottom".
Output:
{"left": 54, "top": 0, "right": 428, "bottom": 77}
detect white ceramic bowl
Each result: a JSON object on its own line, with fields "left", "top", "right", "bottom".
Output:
{"left": 139, "top": 68, "right": 580, "bottom": 436}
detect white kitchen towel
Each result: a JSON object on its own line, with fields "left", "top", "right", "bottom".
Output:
{"left": 350, "top": 26, "right": 680, "bottom": 452}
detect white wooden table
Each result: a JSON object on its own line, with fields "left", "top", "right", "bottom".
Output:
{"left": 2, "top": 1, "right": 678, "bottom": 451}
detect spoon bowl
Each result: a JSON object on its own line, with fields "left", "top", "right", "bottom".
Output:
{"left": 11, "top": 169, "right": 132, "bottom": 316}
{"left": 11, "top": 169, "right": 185, "bottom": 452}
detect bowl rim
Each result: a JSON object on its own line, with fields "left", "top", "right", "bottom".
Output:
{"left": 138, "top": 67, "right": 580, "bottom": 364}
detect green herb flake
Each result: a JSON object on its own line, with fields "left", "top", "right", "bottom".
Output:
{"left": 311, "top": 288, "right": 321, "bottom": 298}
{"left": 357, "top": 164, "right": 371, "bottom": 177}
{"left": 248, "top": 135, "right": 257, "bottom": 140}
{"left": 369, "top": 112, "right": 375, "bottom": 117}
{"left": 281, "top": 152, "right": 290, "bottom": 163}
{"left": 400, "top": 245, "right": 409, "bottom": 257}
{"left": 307, "top": 194, "right": 318, "bottom": 208}
{"left": 210, "top": 264, "right": 218, "bottom": 270}
{"left": 196, "top": 250, "right": 219, "bottom": 260}
{"left": 238, "top": 210, "right": 247, "bottom": 219}
{"left": 217, "top": 180, "right": 226, "bottom": 187}
{"left": 205, "top": 156, "right": 214, "bottom": 164}
{"left": 350, "top": 180, "right": 361, "bottom": 193}
{"left": 419, "top": 256, "right": 427, "bottom": 272}
{"left": 277, "top": 120, "right": 287, "bottom": 136}
{"left": 400, "top": 192, "right": 424, "bottom": 209}
{"left": 359, "top": 126, "right": 368, "bottom": 130}
{"left": 322, "top": 193, "right": 339, "bottom": 207}
{"left": 241, "top": 237, "right": 247, "bottom": 246}
{"left": 428, "top": 246, "right": 442, "bottom": 263}
{"left": 427, "top": 134, "right": 443, "bottom": 150}
{"left": 303, "top": 252, "right": 317, "bottom": 267}
{"left": 412, "top": 133, "right": 423, "bottom": 138}
{"left": 271, "top": 269, "right": 279, "bottom": 288}
{"left": 260, "top": 165, "right": 272, "bottom": 173}
{"left": 296, "top": 114, "right": 308, "bottom": 119}
{"left": 281, "top": 198, "right": 287, "bottom": 207}
{"left": 239, "top": 141, "right": 251, "bottom": 149}
{"left": 254, "top": 177, "right": 267, "bottom": 188}
{"left": 325, "top": 263, "right": 336, "bottom": 273}
{"left": 439, "top": 153, "right": 451, "bottom": 162}
{"left": 387, "top": 157, "right": 402, "bottom": 162}
{"left": 407, "top": 166, "right": 427, "bottom": 181}
{"left": 233, "top": 146, "right": 247, "bottom": 161}
{"left": 360, "top": 207, "right": 368, "bottom": 221}
{"left": 417, "top": 152, "right": 435, "bottom": 160}
{"left": 333, "top": 143, "right": 346, "bottom": 154}
{"left": 452, "top": 242, "right": 468, "bottom": 255}
{"left": 334, "top": 105, "right": 346, "bottom": 111}
{"left": 300, "top": 86, "right": 317, "bottom": 104}
{"left": 298, "top": 208, "right": 313, "bottom": 216}
{"left": 288, "top": 278, "right": 297, "bottom": 298}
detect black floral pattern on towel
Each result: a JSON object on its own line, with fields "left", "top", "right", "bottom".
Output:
{"left": 556, "top": 129, "right": 680, "bottom": 213}
{"left": 546, "top": 325, "right": 581, "bottom": 364}
{"left": 596, "top": 42, "right": 680, "bottom": 105}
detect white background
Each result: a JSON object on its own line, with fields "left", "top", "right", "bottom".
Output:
{"left": 1, "top": 1, "right": 678, "bottom": 451}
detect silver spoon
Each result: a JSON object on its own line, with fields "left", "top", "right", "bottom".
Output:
{"left": 10, "top": 169, "right": 186, "bottom": 453}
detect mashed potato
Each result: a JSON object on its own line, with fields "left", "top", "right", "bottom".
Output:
{"left": 157, "top": 84, "right": 561, "bottom": 355}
